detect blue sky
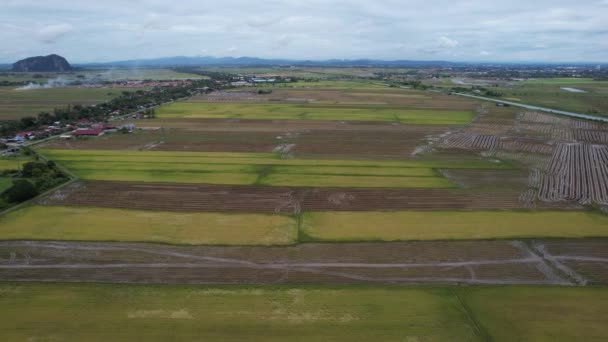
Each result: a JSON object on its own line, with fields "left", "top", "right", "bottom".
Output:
{"left": 1, "top": 0, "right": 607, "bottom": 63}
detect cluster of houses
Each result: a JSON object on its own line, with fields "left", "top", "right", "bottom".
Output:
{"left": 230, "top": 75, "right": 289, "bottom": 87}
{"left": 1, "top": 120, "right": 137, "bottom": 148}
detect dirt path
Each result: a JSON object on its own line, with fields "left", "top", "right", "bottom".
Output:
{"left": 1, "top": 240, "right": 604, "bottom": 285}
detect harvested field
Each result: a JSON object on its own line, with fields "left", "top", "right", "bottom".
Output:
{"left": 301, "top": 211, "right": 608, "bottom": 241}
{"left": 437, "top": 169, "right": 529, "bottom": 189}
{"left": 0, "top": 240, "right": 588, "bottom": 285}
{"left": 0, "top": 86, "right": 140, "bottom": 120}
{"left": 39, "top": 126, "right": 446, "bottom": 158}
{"left": 0, "top": 206, "right": 297, "bottom": 245}
{"left": 536, "top": 239, "right": 608, "bottom": 285}
{"left": 538, "top": 143, "right": 608, "bottom": 205}
{"left": 38, "top": 181, "right": 554, "bottom": 213}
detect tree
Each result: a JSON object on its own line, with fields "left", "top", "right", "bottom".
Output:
{"left": 21, "top": 161, "right": 49, "bottom": 177}
{"left": 2, "top": 180, "right": 38, "bottom": 203}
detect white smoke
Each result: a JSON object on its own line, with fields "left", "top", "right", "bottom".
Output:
{"left": 16, "top": 77, "right": 73, "bottom": 90}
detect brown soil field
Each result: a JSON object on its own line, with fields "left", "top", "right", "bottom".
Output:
{"left": 0, "top": 240, "right": 591, "bottom": 285}
{"left": 40, "top": 122, "right": 450, "bottom": 158}
{"left": 535, "top": 239, "right": 608, "bottom": 285}
{"left": 38, "top": 181, "right": 571, "bottom": 213}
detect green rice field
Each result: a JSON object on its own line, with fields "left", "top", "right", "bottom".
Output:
{"left": 38, "top": 149, "right": 511, "bottom": 188}
{"left": 156, "top": 102, "right": 475, "bottom": 124}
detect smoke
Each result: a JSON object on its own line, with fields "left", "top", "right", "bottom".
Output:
{"left": 16, "top": 77, "right": 72, "bottom": 90}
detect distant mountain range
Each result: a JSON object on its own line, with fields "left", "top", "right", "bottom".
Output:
{"left": 79, "top": 56, "right": 471, "bottom": 68}
{"left": 3, "top": 55, "right": 605, "bottom": 70}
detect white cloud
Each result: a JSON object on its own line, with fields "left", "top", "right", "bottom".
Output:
{"left": 0, "top": 0, "right": 607, "bottom": 62}
{"left": 480, "top": 50, "right": 491, "bottom": 56}
{"left": 36, "top": 23, "right": 73, "bottom": 43}
{"left": 437, "top": 36, "right": 459, "bottom": 49}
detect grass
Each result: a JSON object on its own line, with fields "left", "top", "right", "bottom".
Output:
{"left": 0, "top": 206, "right": 297, "bottom": 245}
{"left": 0, "top": 158, "right": 28, "bottom": 171}
{"left": 0, "top": 177, "right": 12, "bottom": 193}
{"left": 0, "top": 86, "right": 138, "bottom": 120}
{"left": 0, "top": 284, "right": 481, "bottom": 341}
{"left": 301, "top": 211, "right": 608, "bottom": 241}
{"left": 1, "top": 283, "right": 607, "bottom": 341}
{"left": 156, "top": 102, "right": 475, "bottom": 125}
{"left": 38, "top": 149, "right": 511, "bottom": 188}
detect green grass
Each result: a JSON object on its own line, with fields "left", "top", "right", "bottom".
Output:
{"left": 0, "top": 158, "right": 27, "bottom": 171}
{"left": 38, "top": 149, "right": 510, "bottom": 188}
{"left": 0, "top": 206, "right": 297, "bottom": 245}
{"left": 0, "top": 284, "right": 481, "bottom": 341}
{"left": 301, "top": 211, "right": 608, "bottom": 241}
{"left": 521, "top": 78, "right": 600, "bottom": 85}
{"left": 156, "top": 102, "right": 475, "bottom": 124}
{"left": 1, "top": 283, "right": 607, "bottom": 341}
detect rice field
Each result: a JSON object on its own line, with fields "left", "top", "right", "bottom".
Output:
{"left": 0, "top": 284, "right": 481, "bottom": 341}
{"left": 156, "top": 102, "right": 475, "bottom": 124}
{"left": 0, "top": 206, "right": 297, "bottom": 245}
{"left": 301, "top": 211, "right": 608, "bottom": 241}
{"left": 38, "top": 149, "right": 510, "bottom": 188}
{"left": 1, "top": 283, "right": 606, "bottom": 341}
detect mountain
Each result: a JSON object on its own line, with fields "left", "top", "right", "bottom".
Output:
{"left": 12, "top": 54, "right": 73, "bottom": 72}
{"left": 81, "top": 56, "right": 464, "bottom": 68}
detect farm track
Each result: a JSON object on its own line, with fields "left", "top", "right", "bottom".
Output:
{"left": 1, "top": 240, "right": 602, "bottom": 285}
{"left": 36, "top": 181, "right": 571, "bottom": 213}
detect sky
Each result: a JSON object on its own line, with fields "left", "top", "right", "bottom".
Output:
{"left": 1, "top": 0, "right": 607, "bottom": 63}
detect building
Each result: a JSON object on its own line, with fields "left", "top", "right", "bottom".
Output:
{"left": 73, "top": 128, "right": 104, "bottom": 137}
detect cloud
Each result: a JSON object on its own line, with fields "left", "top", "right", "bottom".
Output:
{"left": 0, "top": 0, "right": 607, "bottom": 62}
{"left": 36, "top": 23, "right": 73, "bottom": 43}
{"left": 480, "top": 50, "right": 491, "bottom": 56}
{"left": 437, "top": 36, "right": 459, "bottom": 49}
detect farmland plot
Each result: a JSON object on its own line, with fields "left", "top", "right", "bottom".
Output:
{"left": 156, "top": 102, "right": 475, "bottom": 125}
{"left": 39, "top": 149, "right": 510, "bottom": 188}
{"left": 0, "top": 206, "right": 297, "bottom": 245}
